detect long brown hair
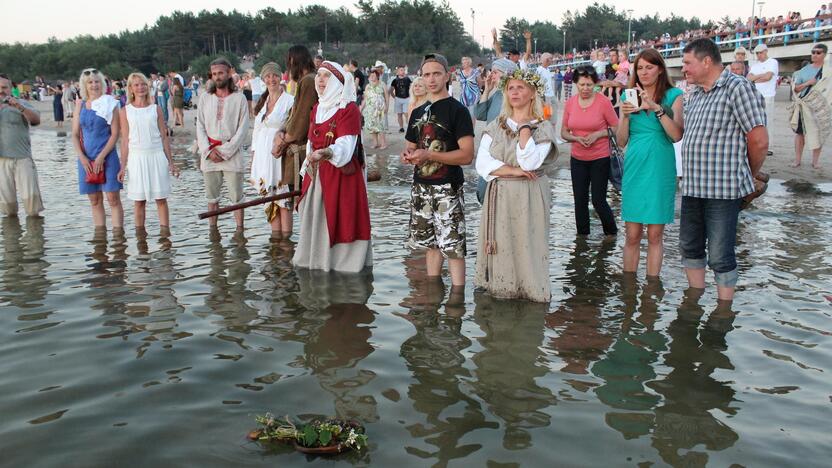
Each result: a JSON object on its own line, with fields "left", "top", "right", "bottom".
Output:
{"left": 286, "top": 45, "right": 315, "bottom": 82}
{"left": 628, "top": 49, "right": 674, "bottom": 105}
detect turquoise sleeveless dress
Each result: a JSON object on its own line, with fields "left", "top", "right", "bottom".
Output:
{"left": 621, "top": 87, "right": 682, "bottom": 225}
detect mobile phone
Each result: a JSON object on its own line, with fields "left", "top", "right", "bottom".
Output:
{"left": 622, "top": 89, "right": 641, "bottom": 108}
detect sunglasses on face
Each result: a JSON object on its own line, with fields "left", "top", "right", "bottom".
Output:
{"left": 83, "top": 69, "right": 99, "bottom": 76}
{"left": 812, "top": 50, "right": 826, "bottom": 55}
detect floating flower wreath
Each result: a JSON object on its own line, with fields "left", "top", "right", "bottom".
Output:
{"left": 499, "top": 69, "right": 546, "bottom": 97}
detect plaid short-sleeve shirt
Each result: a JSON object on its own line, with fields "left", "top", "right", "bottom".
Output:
{"left": 682, "top": 68, "right": 766, "bottom": 199}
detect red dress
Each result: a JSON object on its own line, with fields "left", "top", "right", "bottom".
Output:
{"left": 300, "top": 103, "right": 371, "bottom": 247}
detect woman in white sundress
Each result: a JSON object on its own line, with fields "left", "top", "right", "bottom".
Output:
{"left": 118, "top": 72, "right": 179, "bottom": 231}
{"left": 250, "top": 62, "right": 295, "bottom": 237}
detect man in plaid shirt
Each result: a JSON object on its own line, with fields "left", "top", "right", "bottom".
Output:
{"left": 680, "top": 39, "right": 768, "bottom": 301}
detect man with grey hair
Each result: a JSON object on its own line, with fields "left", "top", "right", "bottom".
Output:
{"left": 0, "top": 74, "right": 44, "bottom": 217}
{"left": 536, "top": 52, "right": 556, "bottom": 121}
{"left": 196, "top": 57, "right": 250, "bottom": 231}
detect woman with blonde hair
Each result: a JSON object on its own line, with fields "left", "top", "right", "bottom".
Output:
{"left": 117, "top": 72, "right": 178, "bottom": 230}
{"left": 250, "top": 62, "right": 295, "bottom": 237}
{"left": 72, "top": 67, "right": 123, "bottom": 230}
{"left": 474, "top": 69, "right": 558, "bottom": 302}
{"left": 406, "top": 76, "right": 428, "bottom": 120}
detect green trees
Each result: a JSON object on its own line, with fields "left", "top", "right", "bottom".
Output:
{"left": 0, "top": 1, "right": 722, "bottom": 82}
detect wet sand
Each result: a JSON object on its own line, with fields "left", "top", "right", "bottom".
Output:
{"left": 33, "top": 91, "right": 830, "bottom": 184}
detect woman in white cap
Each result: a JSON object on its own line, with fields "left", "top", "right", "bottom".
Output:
{"left": 250, "top": 62, "right": 295, "bottom": 238}
{"left": 292, "top": 61, "right": 372, "bottom": 272}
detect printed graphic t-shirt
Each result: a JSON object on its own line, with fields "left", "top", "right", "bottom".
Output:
{"left": 391, "top": 76, "right": 413, "bottom": 99}
{"left": 405, "top": 97, "right": 475, "bottom": 187}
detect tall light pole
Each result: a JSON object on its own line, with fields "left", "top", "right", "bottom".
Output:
{"left": 471, "top": 9, "right": 475, "bottom": 39}
{"left": 534, "top": 38, "right": 538, "bottom": 55}
{"left": 627, "top": 9, "right": 634, "bottom": 55}
{"left": 563, "top": 30, "right": 566, "bottom": 56}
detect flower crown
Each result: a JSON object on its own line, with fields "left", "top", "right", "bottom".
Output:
{"left": 499, "top": 69, "right": 545, "bottom": 97}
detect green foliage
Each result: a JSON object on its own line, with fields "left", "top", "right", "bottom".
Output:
{"left": 188, "top": 52, "right": 241, "bottom": 76}
{"left": 0, "top": 1, "right": 479, "bottom": 82}
{"left": 302, "top": 425, "right": 317, "bottom": 446}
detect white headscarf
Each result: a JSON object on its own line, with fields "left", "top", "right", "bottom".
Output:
{"left": 316, "top": 61, "right": 356, "bottom": 117}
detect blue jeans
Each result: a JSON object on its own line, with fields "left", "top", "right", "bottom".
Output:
{"left": 157, "top": 96, "right": 169, "bottom": 124}
{"left": 679, "top": 196, "right": 743, "bottom": 287}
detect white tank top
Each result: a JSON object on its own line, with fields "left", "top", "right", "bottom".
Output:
{"left": 126, "top": 104, "right": 162, "bottom": 151}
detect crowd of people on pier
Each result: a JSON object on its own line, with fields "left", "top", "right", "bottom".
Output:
{"left": 3, "top": 27, "right": 832, "bottom": 305}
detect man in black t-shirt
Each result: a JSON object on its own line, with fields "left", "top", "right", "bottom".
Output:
{"left": 401, "top": 53, "right": 475, "bottom": 287}
{"left": 348, "top": 59, "right": 366, "bottom": 105}
{"left": 390, "top": 67, "right": 413, "bottom": 132}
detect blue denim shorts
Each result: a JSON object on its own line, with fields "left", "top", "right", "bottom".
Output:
{"left": 679, "top": 196, "right": 743, "bottom": 287}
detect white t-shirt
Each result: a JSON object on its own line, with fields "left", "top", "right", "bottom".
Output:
{"left": 536, "top": 66, "right": 555, "bottom": 98}
{"left": 250, "top": 77, "right": 266, "bottom": 96}
{"left": 749, "top": 58, "right": 779, "bottom": 97}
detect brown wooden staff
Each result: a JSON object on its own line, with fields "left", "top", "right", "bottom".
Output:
{"left": 197, "top": 170, "right": 382, "bottom": 220}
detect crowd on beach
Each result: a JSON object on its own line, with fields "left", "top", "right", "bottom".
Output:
{"left": 552, "top": 4, "right": 832, "bottom": 66}
{"left": 2, "top": 12, "right": 832, "bottom": 306}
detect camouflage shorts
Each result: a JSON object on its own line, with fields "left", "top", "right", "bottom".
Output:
{"left": 407, "top": 183, "right": 466, "bottom": 259}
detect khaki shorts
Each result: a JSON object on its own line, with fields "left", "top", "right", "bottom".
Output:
{"left": 0, "top": 157, "right": 44, "bottom": 216}
{"left": 407, "top": 182, "right": 466, "bottom": 259}
{"left": 204, "top": 170, "right": 245, "bottom": 204}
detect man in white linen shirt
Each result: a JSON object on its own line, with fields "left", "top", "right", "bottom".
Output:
{"left": 196, "top": 57, "right": 250, "bottom": 230}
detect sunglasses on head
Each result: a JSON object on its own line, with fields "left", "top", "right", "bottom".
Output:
{"left": 83, "top": 69, "right": 99, "bottom": 76}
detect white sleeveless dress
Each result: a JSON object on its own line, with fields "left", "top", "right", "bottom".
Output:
{"left": 250, "top": 92, "right": 294, "bottom": 207}
{"left": 126, "top": 104, "right": 171, "bottom": 201}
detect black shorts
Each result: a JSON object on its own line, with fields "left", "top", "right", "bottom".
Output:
{"left": 243, "top": 89, "right": 252, "bottom": 101}
{"left": 795, "top": 110, "right": 805, "bottom": 135}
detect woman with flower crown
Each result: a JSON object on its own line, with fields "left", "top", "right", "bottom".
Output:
{"left": 474, "top": 69, "right": 558, "bottom": 302}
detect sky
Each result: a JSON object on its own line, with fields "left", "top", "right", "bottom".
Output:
{"left": 1, "top": 0, "right": 824, "bottom": 44}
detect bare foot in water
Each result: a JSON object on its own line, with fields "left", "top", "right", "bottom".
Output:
{"left": 790, "top": 161, "right": 801, "bottom": 167}
{"left": 812, "top": 163, "right": 822, "bottom": 169}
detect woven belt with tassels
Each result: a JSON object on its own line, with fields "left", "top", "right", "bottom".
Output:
{"left": 483, "top": 169, "right": 544, "bottom": 257}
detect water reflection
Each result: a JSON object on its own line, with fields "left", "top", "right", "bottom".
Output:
{"left": 84, "top": 228, "right": 129, "bottom": 317}
{"left": 1, "top": 217, "right": 51, "bottom": 309}
{"left": 201, "top": 227, "right": 258, "bottom": 324}
{"left": 547, "top": 238, "right": 617, "bottom": 376}
{"left": 398, "top": 256, "right": 494, "bottom": 465}
{"left": 593, "top": 277, "right": 665, "bottom": 439}
{"left": 297, "top": 269, "right": 378, "bottom": 423}
{"left": 647, "top": 291, "right": 739, "bottom": 465}
{"left": 471, "top": 292, "right": 555, "bottom": 449}
{"left": 126, "top": 227, "right": 187, "bottom": 358}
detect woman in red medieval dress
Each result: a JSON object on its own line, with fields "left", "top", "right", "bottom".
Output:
{"left": 292, "top": 61, "right": 372, "bottom": 272}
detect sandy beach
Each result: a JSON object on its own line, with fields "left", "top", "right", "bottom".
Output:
{"left": 31, "top": 91, "right": 831, "bottom": 185}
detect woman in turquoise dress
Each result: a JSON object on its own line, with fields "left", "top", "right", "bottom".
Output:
{"left": 616, "top": 49, "right": 684, "bottom": 278}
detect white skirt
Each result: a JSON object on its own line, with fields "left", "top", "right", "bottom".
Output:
{"left": 250, "top": 126, "right": 291, "bottom": 208}
{"left": 127, "top": 147, "right": 171, "bottom": 201}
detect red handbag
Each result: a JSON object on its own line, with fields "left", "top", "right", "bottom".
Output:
{"left": 85, "top": 170, "right": 105, "bottom": 184}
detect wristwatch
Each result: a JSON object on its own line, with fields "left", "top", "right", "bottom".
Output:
{"left": 655, "top": 108, "right": 666, "bottom": 119}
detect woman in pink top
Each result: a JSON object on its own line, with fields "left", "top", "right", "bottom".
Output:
{"left": 560, "top": 66, "right": 619, "bottom": 236}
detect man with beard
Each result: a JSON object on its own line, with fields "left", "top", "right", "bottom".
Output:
{"left": 196, "top": 57, "right": 250, "bottom": 231}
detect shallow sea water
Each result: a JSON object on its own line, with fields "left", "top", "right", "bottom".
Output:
{"left": 1, "top": 128, "right": 831, "bottom": 467}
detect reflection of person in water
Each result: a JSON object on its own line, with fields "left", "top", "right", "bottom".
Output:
{"left": 1, "top": 216, "right": 50, "bottom": 308}
{"left": 397, "top": 254, "right": 493, "bottom": 465}
{"left": 297, "top": 269, "right": 379, "bottom": 423}
{"left": 546, "top": 237, "right": 616, "bottom": 375}
{"left": 199, "top": 227, "right": 257, "bottom": 324}
{"left": 647, "top": 290, "right": 739, "bottom": 465}
{"left": 471, "top": 292, "right": 555, "bottom": 450}
{"left": 592, "top": 278, "right": 666, "bottom": 439}
{"left": 122, "top": 227, "right": 185, "bottom": 357}
{"left": 82, "top": 227, "right": 129, "bottom": 316}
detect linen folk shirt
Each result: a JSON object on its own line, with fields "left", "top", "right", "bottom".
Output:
{"left": 682, "top": 68, "right": 766, "bottom": 199}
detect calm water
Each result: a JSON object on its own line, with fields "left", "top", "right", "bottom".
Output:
{"left": 1, "top": 128, "right": 831, "bottom": 467}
